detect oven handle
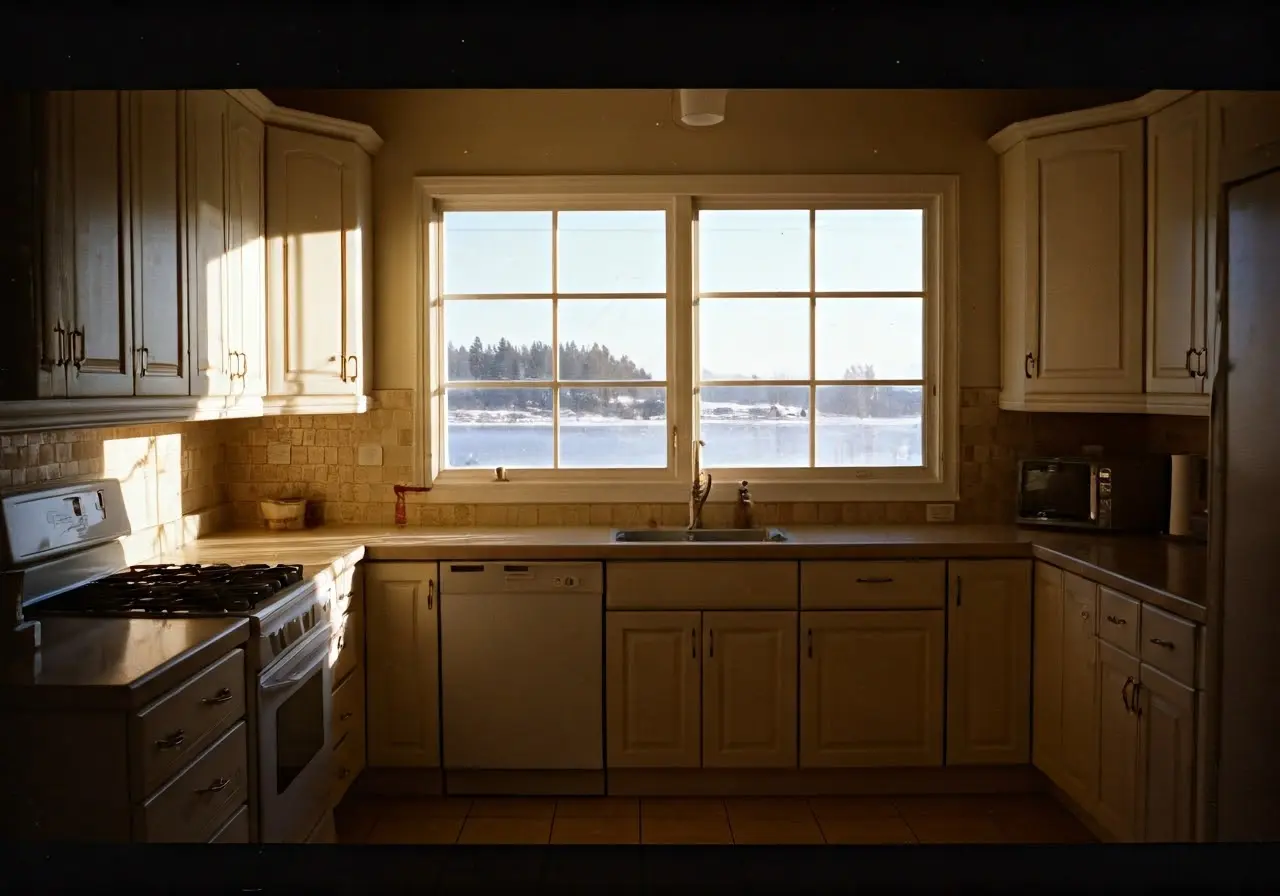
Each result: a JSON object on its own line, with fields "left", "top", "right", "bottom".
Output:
{"left": 260, "top": 624, "right": 331, "bottom": 693}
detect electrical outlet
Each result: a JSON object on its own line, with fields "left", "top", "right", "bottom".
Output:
{"left": 925, "top": 503, "right": 956, "bottom": 523}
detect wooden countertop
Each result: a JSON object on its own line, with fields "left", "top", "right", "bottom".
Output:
{"left": 167, "top": 524, "right": 1207, "bottom": 624}
{"left": 1, "top": 616, "right": 251, "bottom": 711}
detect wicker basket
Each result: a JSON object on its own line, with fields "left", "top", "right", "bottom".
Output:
{"left": 260, "top": 498, "right": 307, "bottom": 531}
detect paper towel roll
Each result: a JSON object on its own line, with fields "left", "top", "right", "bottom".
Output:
{"left": 1169, "top": 454, "right": 1196, "bottom": 536}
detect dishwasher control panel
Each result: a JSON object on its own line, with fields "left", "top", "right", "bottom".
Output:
{"left": 440, "top": 561, "right": 603, "bottom": 594}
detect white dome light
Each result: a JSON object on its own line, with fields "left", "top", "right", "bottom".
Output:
{"left": 678, "top": 89, "right": 728, "bottom": 127}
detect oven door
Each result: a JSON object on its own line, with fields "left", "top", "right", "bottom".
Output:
{"left": 257, "top": 621, "right": 333, "bottom": 844}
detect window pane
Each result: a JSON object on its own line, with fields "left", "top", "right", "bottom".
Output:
{"left": 444, "top": 300, "right": 552, "bottom": 382}
{"left": 444, "top": 388, "right": 554, "bottom": 469}
{"left": 815, "top": 298, "right": 924, "bottom": 380}
{"left": 698, "top": 298, "right": 809, "bottom": 380}
{"left": 443, "top": 211, "right": 552, "bottom": 294}
{"left": 557, "top": 211, "right": 666, "bottom": 294}
{"left": 815, "top": 209, "right": 924, "bottom": 292}
{"left": 558, "top": 299, "right": 666, "bottom": 380}
{"left": 700, "top": 386, "right": 810, "bottom": 468}
{"left": 815, "top": 385, "right": 924, "bottom": 467}
{"left": 698, "top": 210, "right": 809, "bottom": 293}
{"left": 559, "top": 386, "right": 667, "bottom": 468}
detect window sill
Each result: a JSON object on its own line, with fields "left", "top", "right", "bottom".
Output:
{"left": 421, "top": 479, "right": 959, "bottom": 505}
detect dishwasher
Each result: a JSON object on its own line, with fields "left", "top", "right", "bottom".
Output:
{"left": 439, "top": 561, "right": 604, "bottom": 771}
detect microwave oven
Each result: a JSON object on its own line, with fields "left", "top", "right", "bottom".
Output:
{"left": 1015, "top": 456, "right": 1172, "bottom": 532}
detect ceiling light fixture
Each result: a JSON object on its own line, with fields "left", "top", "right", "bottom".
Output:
{"left": 677, "top": 89, "right": 729, "bottom": 127}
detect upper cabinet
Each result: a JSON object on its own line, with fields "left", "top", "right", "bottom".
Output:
{"left": 265, "top": 127, "right": 373, "bottom": 410}
{"left": 0, "top": 89, "right": 381, "bottom": 432}
{"left": 992, "top": 89, "right": 1252, "bottom": 418}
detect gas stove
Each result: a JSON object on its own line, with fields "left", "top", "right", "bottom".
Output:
{"left": 29, "top": 563, "right": 307, "bottom": 617}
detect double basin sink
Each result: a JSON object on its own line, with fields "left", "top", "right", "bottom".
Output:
{"left": 612, "top": 527, "right": 789, "bottom": 543}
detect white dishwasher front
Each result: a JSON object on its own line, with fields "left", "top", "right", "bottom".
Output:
{"left": 439, "top": 561, "right": 604, "bottom": 770}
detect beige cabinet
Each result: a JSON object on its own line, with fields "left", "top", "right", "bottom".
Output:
{"left": 364, "top": 562, "right": 440, "bottom": 768}
{"left": 265, "top": 126, "right": 371, "bottom": 403}
{"left": 945, "top": 560, "right": 1032, "bottom": 765}
{"left": 1096, "top": 641, "right": 1140, "bottom": 841}
{"left": 605, "top": 611, "right": 701, "bottom": 768}
{"left": 226, "top": 100, "right": 267, "bottom": 399}
{"left": 1031, "top": 562, "right": 1065, "bottom": 778}
{"left": 1058, "top": 573, "right": 1100, "bottom": 807}
{"left": 702, "top": 611, "right": 797, "bottom": 768}
{"left": 1146, "top": 92, "right": 1211, "bottom": 404}
{"left": 1135, "top": 662, "right": 1197, "bottom": 842}
{"left": 800, "top": 610, "right": 944, "bottom": 768}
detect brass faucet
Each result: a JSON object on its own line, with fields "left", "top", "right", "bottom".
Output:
{"left": 689, "top": 439, "right": 712, "bottom": 530}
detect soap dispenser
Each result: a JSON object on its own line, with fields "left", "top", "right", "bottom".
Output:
{"left": 733, "top": 480, "right": 755, "bottom": 529}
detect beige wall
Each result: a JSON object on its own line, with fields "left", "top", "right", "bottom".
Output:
{"left": 263, "top": 88, "right": 1145, "bottom": 391}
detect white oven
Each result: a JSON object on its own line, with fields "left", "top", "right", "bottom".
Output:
{"left": 256, "top": 620, "right": 333, "bottom": 843}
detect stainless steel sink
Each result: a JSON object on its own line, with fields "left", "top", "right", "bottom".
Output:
{"left": 612, "top": 527, "right": 788, "bottom": 543}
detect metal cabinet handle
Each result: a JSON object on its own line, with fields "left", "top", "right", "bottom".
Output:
{"left": 691, "top": 628, "right": 697, "bottom": 659}
{"left": 1131, "top": 681, "right": 1144, "bottom": 717}
{"left": 1149, "top": 637, "right": 1176, "bottom": 650}
{"left": 1121, "top": 676, "right": 1134, "bottom": 713}
{"left": 196, "top": 777, "right": 230, "bottom": 794}
{"left": 345, "top": 354, "right": 359, "bottom": 382}
{"left": 1197, "top": 348, "right": 1207, "bottom": 378}
{"left": 955, "top": 576, "right": 963, "bottom": 607}
{"left": 807, "top": 628, "right": 813, "bottom": 659}
{"left": 340, "top": 711, "right": 354, "bottom": 721}
{"left": 52, "top": 323, "right": 68, "bottom": 367}
{"left": 1106, "top": 615, "right": 1126, "bottom": 626}
{"left": 427, "top": 579, "right": 434, "bottom": 610}
{"left": 1024, "top": 352, "right": 1035, "bottom": 379}
{"left": 1081, "top": 609, "right": 1090, "bottom": 620}
{"left": 137, "top": 346, "right": 149, "bottom": 375}
{"left": 201, "top": 687, "right": 233, "bottom": 705}
{"left": 239, "top": 352, "right": 248, "bottom": 379}
{"left": 708, "top": 629, "right": 714, "bottom": 659}
{"left": 856, "top": 577, "right": 894, "bottom": 585}
{"left": 156, "top": 730, "right": 185, "bottom": 749}
{"left": 72, "top": 327, "right": 85, "bottom": 370}
{"left": 1185, "top": 347, "right": 1197, "bottom": 377}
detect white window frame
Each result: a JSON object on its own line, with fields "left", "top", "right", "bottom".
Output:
{"left": 413, "top": 175, "right": 959, "bottom": 505}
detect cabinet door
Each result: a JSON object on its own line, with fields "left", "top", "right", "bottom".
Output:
{"left": 363, "top": 562, "right": 440, "bottom": 767}
{"left": 227, "top": 99, "right": 266, "bottom": 399}
{"left": 1023, "top": 121, "right": 1145, "bottom": 395}
{"left": 54, "top": 91, "right": 135, "bottom": 397}
{"left": 127, "top": 90, "right": 188, "bottom": 395}
{"left": 1147, "top": 92, "right": 1210, "bottom": 397}
{"left": 1058, "top": 573, "right": 1100, "bottom": 808}
{"left": 702, "top": 610, "right": 798, "bottom": 768}
{"left": 1136, "top": 662, "right": 1197, "bottom": 842}
{"left": 946, "top": 560, "right": 1032, "bottom": 765}
{"left": 265, "top": 127, "right": 366, "bottom": 397}
{"left": 605, "top": 611, "right": 701, "bottom": 768}
{"left": 1096, "top": 641, "right": 1140, "bottom": 841}
{"left": 185, "top": 90, "right": 231, "bottom": 398}
{"left": 800, "top": 610, "right": 944, "bottom": 768}
{"left": 1032, "top": 562, "right": 1065, "bottom": 778}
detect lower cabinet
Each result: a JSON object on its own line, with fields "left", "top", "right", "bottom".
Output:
{"left": 604, "top": 610, "right": 797, "bottom": 769}
{"left": 799, "top": 610, "right": 944, "bottom": 767}
{"left": 1096, "top": 641, "right": 1140, "bottom": 840}
{"left": 1135, "top": 663, "right": 1197, "bottom": 842}
{"left": 945, "top": 560, "right": 1033, "bottom": 765}
{"left": 1058, "top": 572, "right": 1101, "bottom": 806}
{"left": 364, "top": 562, "right": 440, "bottom": 768}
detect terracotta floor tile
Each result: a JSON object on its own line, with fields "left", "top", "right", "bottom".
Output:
{"left": 893, "top": 795, "right": 999, "bottom": 818}
{"left": 551, "top": 816, "right": 641, "bottom": 844}
{"left": 808, "top": 796, "right": 902, "bottom": 822}
{"left": 730, "top": 818, "right": 825, "bottom": 845}
{"left": 818, "top": 816, "right": 919, "bottom": 845}
{"left": 725, "top": 798, "right": 815, "bottom": 823}
{"left": 375, "top": 797, "right": 472, "bottom": 819}
{"left": 641, "top": 817, "right": 734, "bottom": 845}
{"left": 366, "top": 815, "right": 464, "bottom": 845}
{"left": 992, "top": 808, "right": 1096, "bottom": 844}
{"left": 457, "top": 817, "right": 552, "bottom": 845}
{"left": 555, "top": 797, "right": 639, "bottom": 818}
{"left": 641, "top": 798, "right": 727, "bottom": 821}
{"left": 334, "top": 800, "right": 381, "bottom": 843}
{"left": 467, "top": 797, "right": 557, "bottom": 819}
{"left": 903, "top": 814, "right": 1008, "bottom": 844}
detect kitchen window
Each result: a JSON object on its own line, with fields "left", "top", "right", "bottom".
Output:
{"left": 416, "top": 176, "right": 958, "bottom": 504}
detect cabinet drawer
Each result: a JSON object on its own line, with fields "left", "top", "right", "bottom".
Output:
{"left": 132, "top": 649, "right": 246, "bottom": 798}
{"left": 331, "top": 729, "right": 366, "bottom": 807}
{"left": 1140, "top": 605, "right": 1198, "bottom": 687}
{"left": 136, "top": 720, "right": 249, "bottom": 843}
{"left": 332, "top": 605, "right": 362, "bottom": 685}
{"left": 331, "top": 567, "right": 362, "bottom": 620}
{"left": 801, "top": 561, "right": 945, "bottom": 610}
{"left": 1099, "top": 587, "right": 1141, "bottom": 654}
{"left": 606, "top": 561, "right": 797, "bottom": 611}
{"left": 208, "top": 803, "right": 249, "bottom": 844}
{"left": 332, "top": 664, "right": 365, "bottom": 743}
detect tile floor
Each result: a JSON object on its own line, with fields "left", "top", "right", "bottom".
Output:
{"left": 335, "top": 793, "right": 1096, "bottom": 845}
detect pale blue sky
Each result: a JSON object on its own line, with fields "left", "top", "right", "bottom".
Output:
{"left": 442, "top": 208, "right": 924, "bottom": 381}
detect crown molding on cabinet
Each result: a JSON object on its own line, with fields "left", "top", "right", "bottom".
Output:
{"left": 226, "top": 89, "right": 384, "bottom": 155}
{"left": 987, "top": 90, "right": 1194, "bottom": 154}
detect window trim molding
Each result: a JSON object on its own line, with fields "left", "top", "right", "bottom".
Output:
{"left": 412, "top": 174, "right": 960, "bottom": 505}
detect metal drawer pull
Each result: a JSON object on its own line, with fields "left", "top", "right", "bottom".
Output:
{"left": 1106, "top": 615, "right": 1127, "bottom": 626}
{"left": 1081, "top": 610, "right": 1090, "bottom": 619}
{"left": 156, "top": 730, "right": 185, "bottom": 749}
{"left": 197, "top": 777, "right": 231, "bottom": 794}
{"left": 1121, "top": 676, "right": 1134, "bottom": 713}
{"left": 338, "top": 767, "right": 351, "bottom": 780}
{"left": 340, "top": 711, "right": 354, "bottom": 721}
{"left": 201, "top": 687, "right": 233, "bottom": 705}
{"left": 1149, "top": 637, "right": 1176, "bottom": 649}
{"left": 855, "top": 577, "right": 894, "bottom": 584}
